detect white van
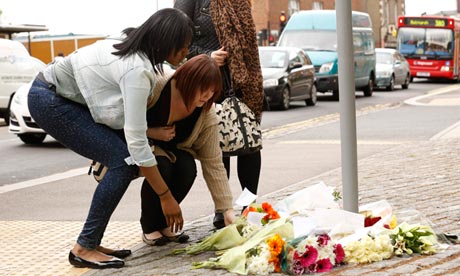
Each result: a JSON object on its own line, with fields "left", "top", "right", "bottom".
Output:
{"left": 0, "top": 38, "right": 45, "bottom": 123}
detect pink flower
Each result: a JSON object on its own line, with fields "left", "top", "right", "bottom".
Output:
{"left": 316, "top": 258, "right": 333, "bottom": 273}
{"left": 300, "top": 245, "right": 318, "bottom": 267}
{"left": 317, "top": 234, "right": 331, "bottom": 247}
{"left": 334, "top": 244, "right": 345, "bottom": 264}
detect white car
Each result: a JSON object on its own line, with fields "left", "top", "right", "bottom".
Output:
{"left": 0, "top": 38, "right": 46, "bottom": 123}
{"left": 8, "top": 80, "right": 48, "bottom": 144}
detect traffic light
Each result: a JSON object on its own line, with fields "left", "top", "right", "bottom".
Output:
{"left": 279, "top": 11, "right": 287, "bottom": 34}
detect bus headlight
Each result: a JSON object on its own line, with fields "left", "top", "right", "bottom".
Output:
{"left": 319, "top": 62, "right": 334, "bottom": 73}
{"left": 440, "top": 66, "right": 451, "bottom": 72}
{"left": 263, "top": 79, "right": 278, "bottom": 87}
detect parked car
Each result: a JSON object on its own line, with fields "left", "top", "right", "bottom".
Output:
{"left": 0, "top": 38, "right": 46, "bottom": 124}
{"left": 8, "top": 80, "right": 48, "bottom": 144}
{"left": 374, "top": 48, "right": 411, "bottom": 91}
{"left": 259, "top": 46, "right": 316, "bottom": 110}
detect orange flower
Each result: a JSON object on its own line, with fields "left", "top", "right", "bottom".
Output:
{"left": 267, "top": 234, "right": 285, "bottom": 256}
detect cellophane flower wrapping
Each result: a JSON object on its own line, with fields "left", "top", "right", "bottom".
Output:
{"left": 173, "top": 216, "right": 249, "bottom": 255}
{"left": 281, "top": 233, "right": 344, "bottom": 274}
{"left": 274, "top": 182, "right": 340, "bottom": 217}
{"left": 192, "top": 218, "right": 294, "bottom": 275}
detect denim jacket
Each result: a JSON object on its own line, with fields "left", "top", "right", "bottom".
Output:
{"left": 43, "top": 39, "right": 158, "bottom": 167}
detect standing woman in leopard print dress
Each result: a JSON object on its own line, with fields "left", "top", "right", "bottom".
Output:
{"left": 174, "top": 0, "right": 264, "bottom": 229}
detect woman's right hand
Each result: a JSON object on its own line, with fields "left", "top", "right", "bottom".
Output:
{"left": 159, "top": 192, "right": 184, "bottom": 233}
{"left": 147, "top": 125, "right": 175, "bottom": 141}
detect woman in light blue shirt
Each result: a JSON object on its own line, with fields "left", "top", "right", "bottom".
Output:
{"left": 28, "top": 8, "right": 193, "bottom": 269}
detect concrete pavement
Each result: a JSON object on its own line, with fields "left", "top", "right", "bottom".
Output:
{"left": 1, "top": 88, "right": 460, "bottom": 276}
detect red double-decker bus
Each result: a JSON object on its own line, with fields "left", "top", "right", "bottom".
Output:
{"left": 396, "top": 16, "right": 460, "bottom": 80}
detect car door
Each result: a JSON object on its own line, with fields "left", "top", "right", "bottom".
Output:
{"left": 287, "top": 49, "right": 305, "bottom": 98}
{"left": 393, "top": 52, "right": 404, "bottom": 84}
{"left": 299, "top": 51, "right": 315, "bottom": 96}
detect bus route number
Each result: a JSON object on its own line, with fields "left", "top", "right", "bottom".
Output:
{"left": 435, "top": 20, "right": 446, "bottom": 27}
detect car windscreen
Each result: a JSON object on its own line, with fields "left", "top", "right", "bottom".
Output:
{"left": 258, "top": 50, "right": 287, "bottom": 68}
{"left": 397, "top": 27, "right": 453, "bottom": 59}
{"left": 278, "top": 30, "right": 337, "bottom": 51}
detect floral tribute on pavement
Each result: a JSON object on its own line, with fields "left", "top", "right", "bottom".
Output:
{"left": 174, "top": 182, "right": 448, "bottom": 275}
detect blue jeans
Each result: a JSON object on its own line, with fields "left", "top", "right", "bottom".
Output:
{"left": 28, "top": 78, "right": 138, "bottom": 249}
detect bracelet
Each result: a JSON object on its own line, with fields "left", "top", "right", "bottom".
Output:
{"left": 157, "top": 188, "right": 170, "bottom": 197}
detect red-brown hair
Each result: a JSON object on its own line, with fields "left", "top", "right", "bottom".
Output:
{"left": 173, "top": 54, "right": 222, "bottom": 111}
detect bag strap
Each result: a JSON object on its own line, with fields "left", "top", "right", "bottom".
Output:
{"left": 222, "top": 66, "right": 235, "bottom": 98}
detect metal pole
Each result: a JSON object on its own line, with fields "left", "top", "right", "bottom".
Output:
{"left": 336, "top": 0, "right": 358, "bottom": 213}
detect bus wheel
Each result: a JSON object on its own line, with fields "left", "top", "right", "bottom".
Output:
{"left": 402, "top": 74, "right": 410, "bottom": 89}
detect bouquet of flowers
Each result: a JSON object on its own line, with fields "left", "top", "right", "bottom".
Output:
{"left": 390, "top": 222, "right": 438, "bottom": 256}
{"left": 242, "top": 202, "right": 280, "bottom": 226}
{"left": 343, "top": 234, "right": 394, "bottom": 264}
{"left": 173, "top": 217, "right": 250, "bottom": 255}
{"left": 192, "top": 218, "right": 293, "bottom": 275}
{"left": 281, "top": 233, "right": 344, "bottom": 274}
{"left": 246, "top": 233, "right": 285, "bottom": 274}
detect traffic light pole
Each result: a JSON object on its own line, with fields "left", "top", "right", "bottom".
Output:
{"left": 336, "top": 0, "right": 359, "bottom": 213}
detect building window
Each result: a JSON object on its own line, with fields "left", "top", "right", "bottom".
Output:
{"left": 288, "top": 0, "right": 300, "bottom": 16}
{"left": 312, "top": 1, "right": 323, "bottom": 10}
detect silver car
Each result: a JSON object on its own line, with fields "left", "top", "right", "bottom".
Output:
{"left": 375, "top": 48, "right": 411, "bottom": 91}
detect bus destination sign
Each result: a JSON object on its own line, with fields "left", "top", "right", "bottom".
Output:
{"left": 404, "top": 18, "right": 449, "bottom": 28}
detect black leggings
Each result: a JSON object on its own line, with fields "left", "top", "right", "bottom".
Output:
{"left": 222, "top": 150, "right": 261, "bottom": 195}
{"left": 140, "top": 149, "right": 197, "bottom": 234}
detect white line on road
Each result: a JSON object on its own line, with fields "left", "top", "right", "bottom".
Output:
{"left": 278, "top": 140, "right": 411, "bottom": 145}
{"left": 404, "top": 84, "right": 460, "bottom": 106}
{"left": 0, "top": 167, "right": 88, "bottom": 194}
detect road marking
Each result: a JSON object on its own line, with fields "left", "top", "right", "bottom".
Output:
{"left": 0, "top": 167, "right": 88, "bottom": 194}
{"left": 279, "top": 140, "right": 410, "bottom": 145}
{"left": 404, "top": 84, "right": 460, "bottom": 106}
{"left": 430, "top": 120, "right": 460, "bottom": 140}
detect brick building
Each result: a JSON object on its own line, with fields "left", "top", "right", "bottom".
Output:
{"left": 251, "top": 0, "right": 405, "bottom": 48}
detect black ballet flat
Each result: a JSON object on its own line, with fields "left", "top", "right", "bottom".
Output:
{"left": 213, "top": 212, "right": 225, "bottom": 229}
{"left": 163, "top": 232, "right": 190, "bottom": 243}
{"left": 106, "top": 249, "right": 132, "bottom": 259}
{"left": 68, "top": 251, "right": 124, "bottom": 269}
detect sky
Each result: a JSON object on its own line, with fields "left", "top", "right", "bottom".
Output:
{"left": 405, "top": 0, "right": 457, "bottom": 16}
{"left": 0, "top": 0, "right": 457, "bottom": 36}
{"left": 0, "top": 0, "right": 174, "bottom": 36}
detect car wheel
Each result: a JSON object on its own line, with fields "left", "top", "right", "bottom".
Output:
{"left": 402, "top": 74, "right": 410, "bottom": 89}
{"left": 279, "top": 87, "right": 290, "bottom": 110}
{"left": 305, "top": 84, "right": 317, "bottom": 106}
{"left": 332, "top": 90, "right": 339, "bottom": 101}
{"left": 363, "top": 77, "right": 374, "bottom": 97}
{"left": 386, "top": 75, "right": 395, "bottom": 91}
{"left": 18, "top": 133, "right": 47, "bottom": 144}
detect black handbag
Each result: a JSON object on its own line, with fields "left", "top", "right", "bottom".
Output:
{"left": 215, "top": 69, "right": 262, "bottom": 156}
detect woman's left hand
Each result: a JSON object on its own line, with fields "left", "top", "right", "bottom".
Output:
{"left": 223, "top": 208, "right": 236, "bottom": 226}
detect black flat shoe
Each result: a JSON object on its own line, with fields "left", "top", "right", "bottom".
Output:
{"left": 106, "top": 249, "right": 131, "bottom": 259}
{"left": 68, "top": 251, "right": 124, "bottom": 269}
{"left": 213, "top": 212, "right": 225, "bottom": 229}
{"left": 163, "top": 232, "right": 190, "bottom": 243}
{"left": 142, "top": 233, "right": 169, "bottom": 246}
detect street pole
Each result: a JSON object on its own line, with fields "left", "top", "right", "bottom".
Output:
{"left": 336, "top": 0, "right": 358, "bottom": 213}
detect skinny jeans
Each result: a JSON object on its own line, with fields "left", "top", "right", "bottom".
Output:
{"left": 140, "top": 149, "right": 197, "bottom": 233}
{"left": 28, "top": 78, "right": 138, "bottom": 249}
